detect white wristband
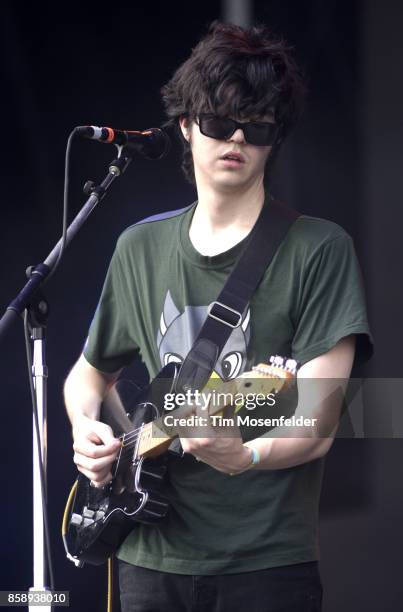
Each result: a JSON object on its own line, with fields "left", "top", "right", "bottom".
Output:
{"left": 229, "top": 445, "right": 261, "bottom": 476}
{"left": 249, "top": 446, "right": 260, "bottom": 467}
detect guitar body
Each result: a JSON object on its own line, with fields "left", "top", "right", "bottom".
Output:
{"left": 63, "top": 356, "right": 297, "bottom": 566}
{"left": 65, "top": 458, "right": 169, "bottom": 566}
{"left": 63, "top": 363, "right": 180, "bottom": 566}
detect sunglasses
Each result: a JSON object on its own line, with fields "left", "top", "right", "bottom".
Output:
{"left": 198, "top": 114, "right": 280, "bottom": 146}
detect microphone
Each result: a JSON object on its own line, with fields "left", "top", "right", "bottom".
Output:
{"left": 75, "top": 125, "right": 170, "bottom": 160}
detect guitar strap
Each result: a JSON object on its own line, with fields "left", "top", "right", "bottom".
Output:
{"left": 175, "top": 198, "right": 301, "bottom": 395}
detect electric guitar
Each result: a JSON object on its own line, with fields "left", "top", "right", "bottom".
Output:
{"left": 62, "top": 355, "right": 298, "bottom": 566}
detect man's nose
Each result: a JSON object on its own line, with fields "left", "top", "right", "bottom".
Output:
{"left": 228, "top": 128, "right": 246, "bottom": 143}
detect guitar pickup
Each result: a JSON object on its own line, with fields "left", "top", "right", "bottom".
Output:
{"left": 70, "top": 513, "right": 83, "bottom": 527}
{"left": 70, "top": 510, "right": 95, "bottom": 528}
{"left": 83, "top": 508, "right": 95, "bottom": 519}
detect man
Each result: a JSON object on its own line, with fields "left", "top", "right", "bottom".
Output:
{"left": 64, "top": 21, "right": 372, "bottom": 611}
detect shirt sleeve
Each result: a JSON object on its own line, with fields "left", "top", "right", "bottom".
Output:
{"left": 291, "top": 233, "right": 373, "bottom": 366}
{"left": 83, "top": 243, "right": 140, "bottom": 373}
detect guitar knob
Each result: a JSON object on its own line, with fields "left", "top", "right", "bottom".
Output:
{"left": 70, "top": 513, "right": 83, "bottom": 527}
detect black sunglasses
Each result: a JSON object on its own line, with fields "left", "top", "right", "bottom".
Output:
{"left": 198, "top": 114, "right": 280, "bottom": 146}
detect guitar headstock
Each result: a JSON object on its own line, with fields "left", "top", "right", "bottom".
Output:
{"left": 252, "top": 355, "right": 300, "bottom": 380}
{"left": 228, "top": 355, "right": 300, "bottom": 401}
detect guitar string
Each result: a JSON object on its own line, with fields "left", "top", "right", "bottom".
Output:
{"left": 113, "top": 428, "right": 167, "bottom": 469}
{"left": 116, "top": 419, "right": 166, "bottom": 447}
{"left": 114, "top": 422, "right": 165, "bottom": 455}
{"left": 112, "top": 377, "right": 283, "bottom": 449}
{"left": 112, "top": 430, "right": 142, "bottom": 469}
{"left": 112, "top": 406, "right": 233, "bottom": 467}
{"left": 113, "top": 411, "right": 213, "bottom": 468}
{"left": 110, "top": 375, "right": 286, "bottom": 467}
{"left": 117, "top": 420, "right": 174, "bottom": 456}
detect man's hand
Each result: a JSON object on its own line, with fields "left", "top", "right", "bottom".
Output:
{"left": 179, "top": 406, "right": 253, "bottom": 475}
{"left": 180, "top": 336, "right": 356, "bottom": 473}
{"left": 64, "top": 354, "right": 122, "bottom": 486}
{"left": 181, "top": 434, "right": 253, "bottom": 475}
{"left": 72, "top": 415, "right": 121, "bottom": 487}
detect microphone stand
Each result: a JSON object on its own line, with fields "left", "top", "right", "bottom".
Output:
{"left": 0, "top": 146, "right": 133, "bottom": 611}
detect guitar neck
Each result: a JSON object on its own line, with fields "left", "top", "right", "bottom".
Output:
{"left": 134, "top": 364, "right": 293, "bottom": 459}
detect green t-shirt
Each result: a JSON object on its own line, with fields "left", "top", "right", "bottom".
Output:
{"left": 84, "top": 201, "right": 373, "bottom": 574}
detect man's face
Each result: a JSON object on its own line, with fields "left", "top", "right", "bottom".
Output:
{"left": 179, "top": 114, "right": 275, "bottom": 194}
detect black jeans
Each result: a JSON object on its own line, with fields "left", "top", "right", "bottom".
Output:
{"left": 118, "top": 560, "right": 323, "bottom": 612}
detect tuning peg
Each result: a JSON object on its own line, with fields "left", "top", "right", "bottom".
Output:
{"left": 269, "top": 355, "right": 285, "bottom": 368}
{"left": 284, "top": 359, "right": 300, "bottom": 375}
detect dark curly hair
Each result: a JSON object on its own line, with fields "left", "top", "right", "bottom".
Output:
{"left": 161, "top": 21, "right": 307, "bottom": 185}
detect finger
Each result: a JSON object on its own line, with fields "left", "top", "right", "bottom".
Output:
{"left": 180, "top": 436, "right": 197, "bottom": 454}
{"left": 212, "top": 405, "right": 242, "bottom": 439}
{"left": 191, "top": 403, "right": 215, "bottom": 438}
{"left": 81, "top": 421, "right": 120, "bottom": 448}
{"left": 180, "top": 436, "right": 212, "bottom": 457}
{"left": 76, "top": 421, "right": 120, "bottom": 447}
{"left": 73, "top": 451, "right": 118, "bottom": 474}
{"left": 94, "top": 422, "right": 120, "bottom": 446}
{"left": 73, "top": 438, "right": 121, "bottom": 459}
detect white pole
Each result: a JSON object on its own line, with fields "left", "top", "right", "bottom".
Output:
{"left": 29, "top": 337, "right": 51, "bottom": 612}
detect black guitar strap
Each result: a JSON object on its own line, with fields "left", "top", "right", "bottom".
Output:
{"left": 175, "top": 198, "right": 301, "bottom": 395}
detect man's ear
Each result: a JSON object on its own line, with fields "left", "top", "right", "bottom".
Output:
{"left": 179, "top": 116, "right": 191, "bottom": 142}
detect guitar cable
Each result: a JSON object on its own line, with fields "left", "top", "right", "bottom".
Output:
{"left": 44, "top": 128, "right": 74, "bottom": 282}
{"left": 107, "top": 557, "right": 114, "bottom": 612}
{"left": 61, "top": 480, "right": 78, "bottom": 556}
{"left": 59, "top": 127, "right": 111, "bottom": 605}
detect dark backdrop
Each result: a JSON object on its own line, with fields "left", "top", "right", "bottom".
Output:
{"left": 1, "top": 2, "right": 402, "bottom": 611}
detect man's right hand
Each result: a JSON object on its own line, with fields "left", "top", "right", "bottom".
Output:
{"left": 72, "top": 416, "right": 122, "bottom": 487}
